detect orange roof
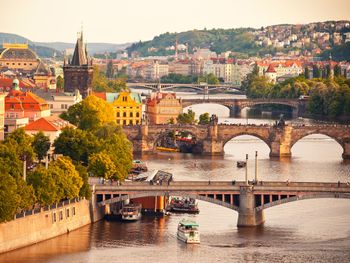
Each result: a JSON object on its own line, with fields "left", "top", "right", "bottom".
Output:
{"left": 266, "top": 64, "right": 276, "bottom": 73}
{"left": 5, "top": 89, "right": 49, "bottom": 111}
{"left": 92, "top": 92, "right": 107, "bottom": 100}
{"left": 25, "top": 116, "right": 75, "bottom": 132}
{"left": 0, "top": 77, "right": 33, "bottom": 90}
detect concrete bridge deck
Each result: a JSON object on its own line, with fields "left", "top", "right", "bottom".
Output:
{"left": 93, "top": 181, "right": 350, "bottom": 227}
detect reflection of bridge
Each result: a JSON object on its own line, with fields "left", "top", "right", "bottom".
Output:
{"left": 123, "top": 123, "right": 350, "bottom": 159}
{"left": 127, "top": 82, "right": 240, "bottom": 92}
{"left": 94, "top": 181, "right": 350, "bottom": 226}
{"left": 181, "top": 98, "right": 306, "bottom": 117}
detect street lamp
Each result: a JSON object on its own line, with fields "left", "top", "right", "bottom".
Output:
{"left": 245, "top": 154, "right": 248, "bottom": 185}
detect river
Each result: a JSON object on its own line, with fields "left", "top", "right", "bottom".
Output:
{"left": 1, "top": 101, "right": 350, "bottom": 263}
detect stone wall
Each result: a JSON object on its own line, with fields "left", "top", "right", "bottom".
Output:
{"left": 0, "top": 199, "right": 101, "bottom": 254}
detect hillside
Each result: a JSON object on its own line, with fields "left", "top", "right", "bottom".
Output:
{"left": 127, "top": 21, "right": 350, "bottom": 57}
{"left": 321, "top": 42, "right": 350, "bottom": 61}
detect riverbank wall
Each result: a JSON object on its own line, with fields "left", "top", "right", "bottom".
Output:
{"left": 0, "top": 198, "right": 104, "bottom": 254}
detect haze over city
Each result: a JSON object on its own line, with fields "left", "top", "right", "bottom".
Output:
{"left": 1, "top": 0, "right": 350, "bottom": 43}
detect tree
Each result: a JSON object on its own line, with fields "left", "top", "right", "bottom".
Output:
{"left": 28, "top": 166, "right": 59, "bottom": 205}
{"left": 16, "top": 177, "right": 36, "bottom": 210}
{"left": 177, "top": 109, "right": 197, "bottom": 124}
{"left": 61, "top": 95, "right": 116, "bottom": 131}
{"left": 50, "top": 157, "right": 83, "bottom": 200}
{"left": 0, "top": 173, "right": 20, "bottom": 222}
{"left": 74, "top": 163, "right": 91, "bottom": 199}
{"left": 304, "top": 67, "right": 310, "bottom": 79}
{"left": 56, "top": 75, "right": 64, "bottom": 90}
{"left": 5, "top": 128, "right": 35, "bottom": 165}
{"left": 334, "top": 64, "right": 341, "bottom": 77}
{"left": 32, "top": 132, "right": 51, "bottom": 162}
{"left": 88, "top": 151, "right": 118, "bottom": 179}
{"left": 53, "top": 127, "right": 100, "bottom": 165}
{"left": 106, "top": 60, "right": 114, "bottom": 79}
{"left": 198, "top": 113, "right": 210, "bottom": 125}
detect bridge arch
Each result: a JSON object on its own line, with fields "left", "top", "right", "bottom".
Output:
{"left": 291, "top": 132, "right": 343, "bottom": 149}
{"left": 97, "top": 191, "right": 239, "bottom": 212}
{"left": 183, "top": 103, "right": 232, "bottom": 115}
{"left": 222, "top": 133, "right": 271, "bottom": 155}
{"left": 256, "top": 192, "right": 350, "bottom": 212}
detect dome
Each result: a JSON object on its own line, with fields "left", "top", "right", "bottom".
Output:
{"left": 0, "top": 47, "right": 38, "bottom": 60}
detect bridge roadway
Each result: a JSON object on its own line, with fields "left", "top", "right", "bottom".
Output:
{"left": 93, "top": 181, "right": 350, "bottom": 227}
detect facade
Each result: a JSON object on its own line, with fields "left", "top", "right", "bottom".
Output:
{"left": 257, "top": 60, "right": 303, "bottom": 81}
{"left": 0, "top": 43, "right": 55, "bottom": 89}
{"left": 34, "top": 89, "right": 83, "bottom": 116}
{"left": 4, "top": 79, "right": 50, "bottom": 136}
{"left": 25, "top": 116, "right": 75, "bottom": 144}
{"left": 145, "top": 92, "right": 182, "bottom": 124}
{"left": 63, "top": 32, "right": 93, "bottom": 98}
{"left": 144, "top": 61, "right": 169, "bottom": 80}
{"left": 94, "top": 91, "right": 142, "bottom": 125}
{"left": 265, "top": 64, "right": 277, "bottom": 83}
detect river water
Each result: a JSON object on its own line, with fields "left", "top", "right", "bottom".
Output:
{"left": 1, "top": 101, "right": 350, "bottom": 263}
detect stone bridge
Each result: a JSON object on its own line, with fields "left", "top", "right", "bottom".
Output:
{"left": 181, "top": 98, "right": 306, "bottom": 117}
{"left": 123, "top": 123, "right": 350, "bottom": 159}
{"left": 127, "top": 82, "right": 240, "bottom": 92}
{"left": 93, "top": 181, "right": 350, "bottom": 226}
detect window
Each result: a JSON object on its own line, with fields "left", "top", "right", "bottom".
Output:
{"left": 130, "top": 112, "right": 133, "bottom": 117}
{"left": 123, "top": 120, "right": 127, "bottom": 125}
{"left": 50, "top": 104, "right": 53, "bottom": 109}
{"left": 61, "top": 104, "right": 65, "bottom": 109}
{"left": 123, "top": 112, "right": 127, "bottom": 117}
{"left": 72, "top": 207, "right": 76, "bottom": 216}
{"left": 66, "top": 208, "right": 70, "bottom": 218}
{"left": 136, "top": 112, "right": 140, "bottom": 117}
{"left": 59, "top": 211, "right": 63, "bottom": 220}
{"left": 52, "top": 213, "right": 57, "bottom": 223}
{"left": 117, "top": 112, "right": 120, "bottom": 117}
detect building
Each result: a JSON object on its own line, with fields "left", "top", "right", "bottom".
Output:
{"left": 145, "top": 92, "right": 182, "bottom": 124}
{"left": 33, "top": 89, "right": 83, "bottom": 116}
{"left": 0, "top": 92, "right": 5, "bottom": 140}
{"left": 144, "top": 61, "right": 169, "bottom": 80}
{"left": 63, "top": 32, "right": 93, "bottom": 98}
{"left": 94, "top": 91, "right": 142, "bottom": 125}
{"left": 0, "top": 43, "right": 55, "bottom": 88}
{"left": 24, "top": 115, "right": 75, "bottom": 144}
{"left": 114, "top": 91, "right": 142, "bottom": 125}
{"left": 4, "top": 79, "right": 50, "bottom": 136}
{"left": 265, "top": 64, "right": 277, "bottom": 83}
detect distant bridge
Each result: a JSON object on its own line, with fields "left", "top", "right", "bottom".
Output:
{"left": 127, "top": 82, "right": 240, "bottom": 92}
{"left": 181, "top": 98, "right": 306, "bottom": 117}
{"left": 93, "top": 181, "right": 350, "bottom": 227}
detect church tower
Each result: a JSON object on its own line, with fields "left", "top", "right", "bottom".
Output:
{"left": 63, "top": 31, "right": 93, "bottom": 98}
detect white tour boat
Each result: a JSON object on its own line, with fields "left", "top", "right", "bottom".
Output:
{"left": 177, "top": 218, "right": 200, "bottom": 244}
{"left": 120, "top": 203, "right": 142, "bottom": 221}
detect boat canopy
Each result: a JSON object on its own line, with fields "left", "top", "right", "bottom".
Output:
{"left": 179, "top": 219, "right": 199, "bottom": 227}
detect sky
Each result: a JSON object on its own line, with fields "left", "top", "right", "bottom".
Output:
{"left": 1, "top": 0, "right": 350, "bottom": 44}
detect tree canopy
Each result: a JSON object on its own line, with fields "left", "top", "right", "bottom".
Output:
{"left": 177, "top": 109, "right": 197, "bottom": 124}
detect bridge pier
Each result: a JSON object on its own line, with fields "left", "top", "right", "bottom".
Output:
{"left": 237, "top": 186, "right": 265, "bottom": 227}
{"left": 229, "top": 106, "right": 241, "bottom": 117}
{"left": 342, "top": 142, "right": 350, "bottom": 159}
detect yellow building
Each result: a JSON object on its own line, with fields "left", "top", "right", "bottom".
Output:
{"left": 113, "top": 91, "right": 142, "bottom": 125}
{"left": 145, "top": 92, "right": 183, "bottom": 124}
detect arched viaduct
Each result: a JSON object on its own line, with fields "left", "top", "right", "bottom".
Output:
{"left": 123, "top": 123, "right": 350, "bottom": 159}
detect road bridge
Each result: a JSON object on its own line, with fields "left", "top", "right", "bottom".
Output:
{"left": 123, "top": 123, "right": 350, "bottom": 159}
{"left": 93, "top": 181, "right": 350, "bottom": 227}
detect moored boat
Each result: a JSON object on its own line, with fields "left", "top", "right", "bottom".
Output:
{"left": 237, "top": 161, "right": 246, "bottom": 168}
{"left": 177, "top": 218, "right": 200, "bottom": 244}
{"left": 120, "top": 203, "right": 142, "bottom": 221}
{"left": 156, "top": 146, "right": 180, "bottom": 152}
{"left": 168, "top": 197, "right": 199, "bottom": 214}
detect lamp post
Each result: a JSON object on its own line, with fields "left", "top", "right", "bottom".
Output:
{"left": 255, "top": 151, "right": 258, "bottom": 183}
{"left": 245, "top": 154, "right": 248, "bottom": 185}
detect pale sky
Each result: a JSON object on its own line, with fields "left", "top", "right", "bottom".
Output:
{"left": 1, "top": 0, "right": 350, "bottom": 43}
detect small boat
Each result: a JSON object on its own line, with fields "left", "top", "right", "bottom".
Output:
{"left": 120, "top": 203, "right": 142, "bottom": 221}
{"left": 156, "top": 146, "right": 180, "bottom": 152}
{"left": 168, "top": 197, "right": 199, "bottom": 214}
{"left": 237, "top": 161, "right": 246, "bottom": 168}
{"left": 177, "top": 218, "right": 200, "bottom": 244}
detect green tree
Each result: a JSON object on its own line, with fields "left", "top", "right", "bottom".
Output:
{"left": 88, "top": 151, "right": 118, "bottom": 179}
{"left": 16, "top": 178, "right": 36, "bottom": 210}
{"left": 0, "top": 173, "right": 20, "bottom": 222}
{"left": 198, "top": 113, "right": 210, "bottom": 125}
{"left": 50, "top": 157, "right": 83, "bottom": 200}
{"left": 53, "top": 127, "right": 100, "bottom": 165}
{"left": 61, "top": 95, "right": 116, "bottom": 131}
{"left": 106, "top": 60, "right": 114, "bottom": 78}
{"left": 5, "top": 128, "right": 35, "bottom": 165}
{"left": 28, "top": 166, "right": 59, "bottom": 205}
{"left": 32, "top": 132, "right": 51, "bottom": 162}
{"left": 56, "top": 75, "right": 64, "bottom": 90}
{"left": 177, "top": 109, "right": 197, "bottom": 124}
{"left": 74, "top": 163, "right": 91, "bottom": 199}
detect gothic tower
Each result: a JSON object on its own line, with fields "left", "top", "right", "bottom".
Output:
{"left": 63, "top": 31, "right": 93, "bottom": 98}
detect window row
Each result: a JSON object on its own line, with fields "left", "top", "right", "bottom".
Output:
{"left": 52, "top": 206, "right": 76, "bottom": 223}
{"left": 116, "top": 112, "right": 140, "bottom": 118}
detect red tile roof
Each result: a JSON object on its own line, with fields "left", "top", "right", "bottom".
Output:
{"left": 5, "top": 89, "right": 49, "bottom": 111}
{"left": 25, "top": 116, "right": 75, "bottom": 132}
{"left": 0, "top": 77, "right": 34, "bottom": 91}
